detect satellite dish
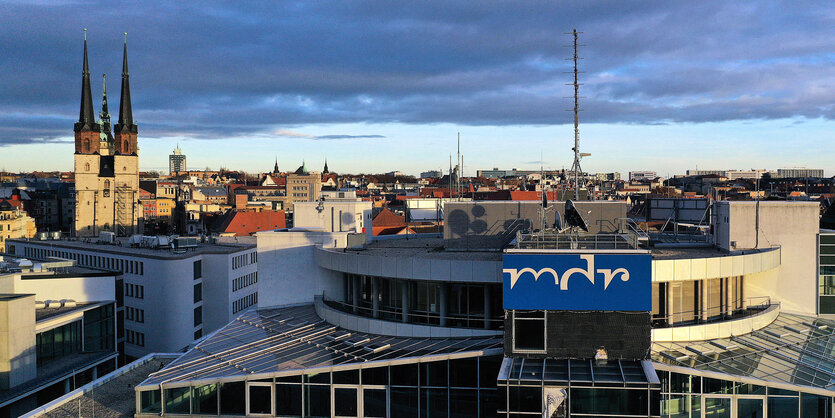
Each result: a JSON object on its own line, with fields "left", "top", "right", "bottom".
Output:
{"left": 564, "top": 200, "right": 589, "bottom": 232}
{"left": 553, "top": 211, "right": 562, "bottom": 230}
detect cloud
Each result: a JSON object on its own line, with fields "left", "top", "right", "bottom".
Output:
{"left": 274, "top": 130, "right": 313, "bottom": 138}
{"left": 0, "top": 0, "right": 832, "bottom": 145}
{"left": 314, "top": 134, "right": 385, "bottom": 140}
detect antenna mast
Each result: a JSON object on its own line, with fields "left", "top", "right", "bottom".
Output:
{"left": 567, "top": 28, "right": 584, "bottom": 200}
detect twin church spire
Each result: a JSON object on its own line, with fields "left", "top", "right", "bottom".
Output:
{"left": 75, "top": 31, "right": 137, "bottom": 155}
{"left": 75, "top": 32, "right": 135, "bottom": 135}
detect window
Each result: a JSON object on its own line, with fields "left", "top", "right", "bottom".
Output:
{"left": 194, "top": 283, "right": 203, "bottom": 303}
{"left": 123, "top": 140, "right": 130, "bottom": 153}
{"left": 513, "top": 310, "right": 546, "bottom": 352}
{"left": 193, "top": 260, "right": 202, "bottom": 279}
{"left": 194, "top": 306, "right": 203, "bottom": 327}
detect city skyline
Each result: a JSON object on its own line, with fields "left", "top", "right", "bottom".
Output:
{"left": 1, "top": 1, "right": 833, "bottom": 176}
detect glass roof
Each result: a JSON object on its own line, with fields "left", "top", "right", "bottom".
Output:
{"left": 497, "top": 357, "right": 658, "bottom": 386}
{"left": 652, "top": 312, "right": 835, "bottom": 392}
{"left": 139, "top": 304, "right": 502, "bottom": 388}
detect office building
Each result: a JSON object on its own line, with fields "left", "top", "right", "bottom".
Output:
{"left": 420, "top": 170, "right": 443, "bottom": 179}
{"left": 285, "top": 163, "right": 322, "bottom": 211}
{"left": 73, "top": 38, "right": 141, "bottom": 237}
{"left": 6, "top": 236, "right": 257, "bottom": 360}
{"left": 776, "top": 168, "right": 825, "bottom": 178}
{"left": 0, "top": 256, "right": 118, "bottom": 417}
{"left": 0, "top": 201, "right": 35, "bottom": 252}
{"left": 169, "top": 145, "right": 187, "bottom": 175}
{"left": 130, "top": 199, "right": 834, "bottom": 417}
{"left": 629, "top": 171, "right": 658, "bottom": 182}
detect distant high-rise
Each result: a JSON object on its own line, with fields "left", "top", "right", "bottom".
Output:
{"left": 169, "top": 144, "right": 187, "bottom": 175}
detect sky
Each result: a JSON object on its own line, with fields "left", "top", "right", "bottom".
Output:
{"left": 0, "top": 1, "right": 833, "bottom": 177}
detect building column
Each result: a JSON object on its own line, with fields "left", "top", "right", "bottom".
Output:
{"left": 667, "top": 283, "right": 675, "bottom": 326}
{"left": 401, "top": 281, "right": 410, "bottom": 323}
{"left": 352, "top": 276, "right": 360, "bottom": 314}
{"left": 701, "top": 280, "right": 709, "bottom": 322}
{"left": 439, "top": 283, "right": 448, "bottom": 327}
{"left": 483, "top": 285, "right": 492, "bottom": 329}
{"left": 372, "top": 277, "right": 380, "bottom": 319}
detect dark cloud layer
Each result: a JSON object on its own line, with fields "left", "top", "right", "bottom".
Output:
{"left": 0, "top": 0, "right": 832, "bottom": 145}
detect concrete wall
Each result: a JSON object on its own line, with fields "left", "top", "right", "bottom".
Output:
{"left": 203, "top": 249, "right": 257, "bottom": 332}
{"left": 0, "top": 273, "right": 115, "bottom": 304}
{"left": 714, "top": 201, "right": 820, "bottom": 315}
{"left": 0, "top": 294, "right": 36, "bottom": 390}
{"left": 293, "top": 201, "right": 372, "bottom": 235}
{"left": 256, "top": 231, "right": 348, "bottom": 307}
{"left": 443, "top": 201, "right": 627, "bottom": 250}
{"left": 314, "top": 247, "right": 503, "bottom": 283}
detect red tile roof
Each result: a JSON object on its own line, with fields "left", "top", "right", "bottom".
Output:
{"left": 373, "top": 208, "right": 406, "bottom": 227}
{"left": 212, "top": 210, "right": 287, "bottom": 236}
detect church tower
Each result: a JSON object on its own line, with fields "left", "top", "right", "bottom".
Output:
{"left": 74, "top": 34, "right": 141, "bottom": 237}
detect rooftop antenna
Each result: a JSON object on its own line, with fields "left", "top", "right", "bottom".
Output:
{"left": 457, "top": 132, "right": 461, "bottom": 201}
{"left": 565, "top": 28, "right": 587, "bottom": 200}
{"left": 83, "top": 28, "right": 87, "bottom": 41}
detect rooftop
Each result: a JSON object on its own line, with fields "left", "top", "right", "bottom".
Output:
{"left": 652, "top": 312, "right": 835, "bottom": 394}
{"left": 138, "top": 303, "right": 502, "bottom": 389}
{"left": 650, "top": 246, "right": 778, "bottom": 260}
{"left": 35, "top": 355, "right": 175, "bottom": 418}
{"left": 36, "top": 302, "right": 101, "bottom": 321}
{"left": 7, "top": 237, "right": 254, "bottom": 260}
{"left": 346, "top": 236, "right": 503, "bottom": 261}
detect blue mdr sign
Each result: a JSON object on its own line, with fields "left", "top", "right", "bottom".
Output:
{"left": 502, "top": 253, "right": 651, "bottom": 311}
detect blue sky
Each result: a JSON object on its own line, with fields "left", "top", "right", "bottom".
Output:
{"left": 0, "top": 1, "right": 832, "bottom": 176}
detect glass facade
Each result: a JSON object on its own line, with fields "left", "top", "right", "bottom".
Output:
{"left": 83, "top": 303, "right": 115, "bottom": 352}
{"left": 337, "top": 273, "right": 503, "bottom": 330}
{"left": 819, "top": 233, "right": 835, "bottom": 314}
{"left": 659, "top": 370, "right": 832, "bottom": 418}
{"left": 497, "top": 358, "right": 661, "bottom": 418}
{"left": 36, "top": 320, "right": 83, "bottom": 366}
{"left": 652, "top": 277, "right": 747, "bottom": 327}
{"left": 137, "top": 356, "right": 501, "bottom": 417}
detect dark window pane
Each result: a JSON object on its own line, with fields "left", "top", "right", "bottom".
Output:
{"left": 421, "top": 388, "right": 448, "bottom": 418}
{"left": 480, "top": 389, "right": 500, "bottom": 418}
{"left": 364, "top": 388, "right": 387, "bottom": 418}
{"left": 421, "top": 360, "right": 448, "bottom": 387}
{"left": 164, "top": 387, "right": 190, "bottom": 414}
{"left": 513, "top": 314, "right": 545, "bottom": 351}
{"left": 249, "top": 385, "right": 271, "bottom": 414}
{"left": 450, "top": 389, "right": 478, "bottom": 418}
{"left": 768, "top": 396, "right": 799, "bottom": 418}
{"left": 304, "top": 384, "right": 330, "bottom": 417}
{"left": 768, "top": 388, "right": 799, "bottom": 397}
{"left": 362, "top": 366, "right": 388, "bottom": 386}
{"left": 703, "top": 377, "right": 733, "bottom": 394}
{"left": 479, "top": 356, "right": 502, "bottom": 389}
{"left": 333, "top": 369, "right": 359, "bottom": 384}
{"left": 391, "top": 387, "right": 419, "bottom": 418}
{"left": 670, "top": 372, "right": 700, "bottom": 393}
{"left": 305, "top": 372, "right": 330, "bottom": 384}
{"left": 391, "top": 364, "right": 418, "bottom": 386}
{"left": 277, "top": 375, "right": 302, "bottom": 383}
{"left": 192, "top": 384, "right": 218, "bottom": 414}
{"left": 569, "top": 388, "right": 648, "bottom": 415}
{"left": 449, "top": 358, "right": 478, "bottom": 388}
{"left": 334, "top": 387, "right": 358, "bottom": 417}
{"left": 140, "top": 389, "right": 162, "bottom": 413}
{"left": 509, "top": 386, "right": 541, "bottom": 413}
{"left": 275, "top": 383, "right": 302, "bottom": 416}
{"left": 801, "top": 393, "right": 830, "bottom": 418}
{"left": 220, "top": 381, "right": 245, "bottom": 415}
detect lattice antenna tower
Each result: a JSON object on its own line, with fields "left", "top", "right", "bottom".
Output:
{"left": 565, "top": 29, "right": 587, "bottom": 200}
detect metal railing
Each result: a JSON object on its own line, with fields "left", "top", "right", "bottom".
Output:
{"left": 651, "top": 296, "right": 773, "bottom": 328}
{"left": 321, "top": 295, "right": 504, "bottom": 330}
{"left": 515, "top": 231, "right": 636, "bottom": 250}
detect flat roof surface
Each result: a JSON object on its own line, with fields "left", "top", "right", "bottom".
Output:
{"left": 36, "top": 302, "right": 102, "bottom": 321}
{"left": 652, "top": 312, "right": 835, "bottom": 393}
{"left": 650, "top": 246, "right": 778, "bottom": 260}
{"left": 350, "top": 237, "right": 503, "bottom": 261}
{"left": 138, "top": 304, "right": 502, "bottom": 388}
{"left": 40, "top": 356, "right": 174, "bottom": 418}
{"left": 8, "top": 237, "right": 254, "bottom": 259}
